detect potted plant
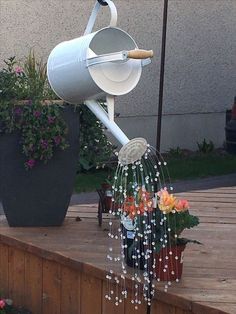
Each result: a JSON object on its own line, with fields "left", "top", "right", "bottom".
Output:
{"left": 154, "top": 189, "right": 200, "bottom": 281}
{"left": 0, "top": 52, "right": 80, "bottom": 226}
{"left": 0, "top": 297, "right": 31, "bottom": 314}
{"left": 120, "top": 187, "right": 200, "bottom": 281}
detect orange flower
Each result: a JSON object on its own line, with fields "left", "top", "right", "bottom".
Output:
{"left": 157, "top": 189, "right": 176, "bottom": 213}
{"left": 138, "top": 189, "right": 153, "bottom": 213}
{"left": 122, "top": 189, "right": 154, "bottom": 219}
{"left": 174, "top": 199, "right": 189, "bottom": 212}
{"left": 123, "top": 196, "right": 136, "bottom": 219}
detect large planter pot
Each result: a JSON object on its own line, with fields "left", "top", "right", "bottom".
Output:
{"left": 155, "top": 245, "right": 185, "bottom": 281}
{"left": 0, "top": 104, "right": 80, "bottom": 227}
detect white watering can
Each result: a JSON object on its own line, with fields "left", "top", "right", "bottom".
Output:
{"left": 47, "top": 0, "right": 153, "bottom": 165}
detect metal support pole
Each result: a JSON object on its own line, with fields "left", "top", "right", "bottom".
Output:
{"left": 156, "top": 0, "right": 169, "bottom": 153}
{"left": 98, "top": 0, "right": 108, "bottom": 5}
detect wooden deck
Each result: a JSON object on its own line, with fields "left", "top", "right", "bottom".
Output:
{"left": 0, "top": 186, "right": 236, "bottom": 314}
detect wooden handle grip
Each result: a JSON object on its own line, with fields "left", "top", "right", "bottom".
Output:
{"left": 127, "top": 49, "right": 154, "bottom": 59}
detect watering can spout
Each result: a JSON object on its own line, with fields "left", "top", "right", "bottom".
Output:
{"left": 85, "top": 98, "right": 130, "bottom": 146}
{"left": 85, "top": 98, "right": 148, "bottom": 165}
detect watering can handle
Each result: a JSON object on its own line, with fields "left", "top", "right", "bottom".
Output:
{"left": 84, "top": 0, "right": 117, "bottom": 35}
{"left": 127, "top": 50, "right": 154, "bottom": 59}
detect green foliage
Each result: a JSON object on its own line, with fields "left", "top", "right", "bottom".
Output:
{"left": 75, "top": 169, "right": 113, "bottom": 193}
{"left": 0, "top": 57, "right": 28, "bottom": 100}
{"left": 0, "top": 53, "right": 114, "bottom": 171}
{"left": 20, "top": 102, "right": 69, "bottom": 169}
{"left": 154, "top": 205, "right": 200, "bottom": 252}
{"left": 78, "top": 105, "right": 115, "bottom": 172}
{"left": 168, "top": 211, "right": 199, "bottom": 236}
{"left": 197, "top": 138, "right": 214, "bottom": 154}
{"left": 166, "top": 153, "right": 236, "bottom": 181}
{"left": 167, "top": 146, "right": 183, "bottom": 158}
{"left": 0, "top": 55, "right": 68, "bottom": 169}
{"left": 23, "top": 50, "right": 47, "bottom": 99}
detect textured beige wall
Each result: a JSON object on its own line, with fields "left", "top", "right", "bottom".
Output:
{"left": 1, "top": 0, "right": 236, "bottom": 151}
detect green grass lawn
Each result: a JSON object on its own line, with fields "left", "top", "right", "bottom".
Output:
{"left": 166, "top": 154, "right": 236, "bottom": 181}
{"left": 74, "top": 153, "right": 236, "bottom": 193}
{"left": 75, "top": 169, "right": 110, "bottom": 193}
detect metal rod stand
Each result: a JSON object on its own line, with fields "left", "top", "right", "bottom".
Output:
{"left": 147, "top": 305, "right": 151, "bottom": 314}
{"left": 98, "top": 0, "right": 108, "bottom": 6}
{"left": 156, "top": 0, "right": 169, "bottom": 152}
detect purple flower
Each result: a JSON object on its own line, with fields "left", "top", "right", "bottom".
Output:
{"left": 54, "top": 136, "right": 61, "bottom": 146}
{"left": 26, "top": 159, "right": 35, "bottom": 169}
{"left": 40, "top": 139, "right": 48, "bottom": 149}
{"left": 48, "top": 116, "right": 55, "bottom": 124}
{"left": 34, "top": 111, "right": 41, "bottom": 118}
{"left": 14, "top": 107, "right": 22, "bottom": 116}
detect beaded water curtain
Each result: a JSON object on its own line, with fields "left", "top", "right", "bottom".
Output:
{"left": 104, "top": 144, "right": 193, "bottom": 310}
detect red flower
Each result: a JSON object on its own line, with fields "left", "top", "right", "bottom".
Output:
{"left": 0, "top": 299, "right": 5, "bottom": 309}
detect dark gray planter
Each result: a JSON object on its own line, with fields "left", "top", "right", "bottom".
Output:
{"left": 0, "top": 105, "right": 80, "bottom": 227}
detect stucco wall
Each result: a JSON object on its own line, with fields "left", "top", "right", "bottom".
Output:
{"left": 1, "top": 0, "right": 236, "bottom": 151}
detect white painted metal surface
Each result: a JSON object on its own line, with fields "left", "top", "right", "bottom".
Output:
{"left": 47, "top": 27, "right": 142, "bottom": 104}
{"left": 47, "top": 0, "right": 152, "bottom": 163}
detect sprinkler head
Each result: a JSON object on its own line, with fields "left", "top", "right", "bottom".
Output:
{"left": 118, "top": 138, "right": 148, "bottom": 165}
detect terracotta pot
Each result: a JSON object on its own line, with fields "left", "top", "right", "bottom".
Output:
{"left": 101, "top": 183, "right": 111, "bottom": 191}
{"left": 155, "top": 245, "right": 185, "bottom": 281}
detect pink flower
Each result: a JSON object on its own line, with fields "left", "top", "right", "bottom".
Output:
{"left": 0, "top": 299, "right": 5, "bottom": 309}
{"left": 40, "top": 139, "right": 48, "bottom": 149}
{"left": 48, "top": 116, "right": 55, "bottom": 124}
{"left": 175, "top": 199, "right": 189, "bottom": 212}
{"left": 26, "top": 159, "right": 36, "bottom": 169}
{"left": 14, "top": 107, "right": 22, "bottom": 116}
{"left": 15, "top": 66, "right": 23, "bottom": 74}
{"left": 54, "top": 136, "right": 61, "bottom": 145}
{"left": 34, "top": 111, "right": 41, "bottom": 118}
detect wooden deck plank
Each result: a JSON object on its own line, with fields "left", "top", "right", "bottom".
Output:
{"left": 124, "top": 292, "right": 147, "bottom": 314}
{"left": 175, "top": 309, "right": 192, "bottom": 314}
{"left": 192, "top": 302, "right": 236, "bottom": 314}
{"left": 8, "top": 248, "right": 25, "bottom": 307}
{"left": 0, "top": 243, "right": 9, "bottom": 297}
{"left": 80, "top": 273, "right": 102, "bottom": 314}
{"left": 24, "top": 253, "right": 43, "bottom": 314}
{"left": 0, "top": 185, "right": 235, "bottom": 314}
{"left": 61, "top": 266, "right": 80, "bottom": 314}
{"left": 102, "top": 282, "right": 125, "bottom": 314}
{"left": 186, "top": 201, "right": 236, "bottom": 208}
{"left": 178, "top": 191, "right": 236, "bottom": 198}
{"left": 151, "top": 300, "right": 176, "bottom": 313}
{"left": 42, "top": 260, "right": 61, "bottom": 314}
